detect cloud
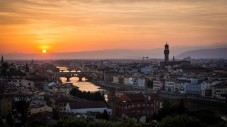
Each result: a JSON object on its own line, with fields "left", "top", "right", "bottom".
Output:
{"left": 0, "top": 0, "right": 227, "bottom": 53}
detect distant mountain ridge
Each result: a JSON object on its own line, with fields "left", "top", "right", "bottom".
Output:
{"left": 1, "top": 47, "right": 227, "bottom": 60}
{"left": 177, "top": 48, "right": 227, "bottom": 59}
{"left": 0, "top": 49, "right": 164, "bottom": 60}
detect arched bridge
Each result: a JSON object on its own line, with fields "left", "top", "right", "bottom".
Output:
{"left": 54, "top": 71, "right": 94, "bottom": 82}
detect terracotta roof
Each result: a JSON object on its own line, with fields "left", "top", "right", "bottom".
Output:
{"left": 69, "top": 101, "right": 107, "bottom": 109}
{"left": 124, "top": 93, "right": 145, "bottom": 101}
{"left": 214, "top": 81, "right": 227, "bottom": 88}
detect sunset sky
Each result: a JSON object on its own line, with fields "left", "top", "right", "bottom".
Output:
{"left": 0, "top": 0, "right": 227, "bottom": 54}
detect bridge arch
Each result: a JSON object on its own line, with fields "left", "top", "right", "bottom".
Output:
{"left": 54, "top": 71, "right": 93, "bottom": 82}
{"left": 75, "top": 67, "right": 84, "bottom": 72}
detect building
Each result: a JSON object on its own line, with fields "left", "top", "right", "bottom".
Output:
{"left": 153, "top": 80, "right": 163, "bottom": 92}
{"left": 186, "top": 78, "right": 201, "bottom": 96}
{"left": 9, "top": 79, "right": 35, "bottom": 88}
{"left": 123, "top": 77, "right": 134, "bottom": 86}
{"left": 164, "top": 81, "right": 175, "bottom": 93}
{"left": 0, "top": 95, "right": 13, "bottom": 118}
{"left": 201, "top": 81, "right": 212, "bottom": 97}
{"left": 116, "top": 93, "right": 160, "bottom": 119}
{"left": 176, "top": 78, "right": 190, "bottom": 94}
{"left": 164, "top": 43, "right": 169, "bottom": 62}
{"left": 135, "top": 77, "right": 146, "bottom": 88}
{"left": 212, "top": 81, "right": 227, "bottom": 99}
{"left": 30, "top": 104, "right": 53, "bottom": 115}
{"left": 65, "top": 101, "right": 111, "bottom": 114}
{"left": 160, "top": 43, "right": 191, "bottom": 67}
{"left": 112, "top": 75, "right": 120, "bottom": 84}
{"left": 140, "top": 66, "right": 152, "bottom": 74}
{"left": 104, "top": 71, "right": 119, "bottom": 83}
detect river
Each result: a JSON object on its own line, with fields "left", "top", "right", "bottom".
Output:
{"left": 60, "top": 77, "right": 101, "bottom": 92}
{"left": 57, "top": 66, "right": 108, "bottom": 101}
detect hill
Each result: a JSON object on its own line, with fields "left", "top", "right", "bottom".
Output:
{"left": 177, "top": 48, "right": 227, "bottom": 59}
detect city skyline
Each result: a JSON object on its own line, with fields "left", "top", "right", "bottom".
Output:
{"left": 0, "top": 0, "right": 227, "bottom": 55}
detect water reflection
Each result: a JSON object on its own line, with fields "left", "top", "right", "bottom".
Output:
{"left": 60, "top": 77, "right": 100, "bottom": 92}
{"left": 58, "top": 66, "right": 108, "bottom": 101}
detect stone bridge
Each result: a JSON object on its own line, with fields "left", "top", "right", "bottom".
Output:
{"left": 54, "top": 71, "right": 94, "bottom": 82}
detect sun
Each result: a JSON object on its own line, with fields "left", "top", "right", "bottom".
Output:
{"left": 42, "top": 49, "right": 47, "bottom": 54}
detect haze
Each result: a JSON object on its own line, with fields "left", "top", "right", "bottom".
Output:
{"left": 0, "top": 0, "right": 227, "bottom": 55}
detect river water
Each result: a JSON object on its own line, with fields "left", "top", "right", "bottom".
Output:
{"left": 60, "top": 77, "right": 101, "bottom": 92}
{"left": 57, "top": 66, "right": 108, "bottom": 101}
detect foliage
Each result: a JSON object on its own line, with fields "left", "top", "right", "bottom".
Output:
{"left": 6, "top": 114, "right": 14, "bottom": 127}
{"left": 154, "top": 99, "right": 186, "bottom": 121}
{"left": 1, "top": 62, "right": 9, "bottom": 76}
{"left": 70, "top": 88, "right": 105, "bottom": 101}
{"left": 0, "top": 120, "right": 10, "bottom": 127}
{"left": 56, "top": 117, "right": 153, "bottom": 127}
{"left": 95, "top": 110, "right": 109, "bottom": 120}
{"left": 156, "top": 114, "right": 203, "bottom": 127}
{"left": 27, "top": 120, "right": 47, "bottom": 127}
{"left": 154, "top": 100, "right": 176, "bottom": 121}
{"left": 25, "top": 63, "right": 29, "bottom": 72}
{"left": 154, "top": 100, "right": 225, "bottom": 126}
{"left": 191, "top": 109, "right": 224, "bottom": 126}
{"left": 53, "top": 108, "right": 60, "bottom": 120}
{"left": 146, "top": 79, "right": 153, "bottom": 89}
{"left": 176, "top": 99, "right": 186, "bottom": 114}
{"left": 9, "top": 68, "right": 26, "bottom": 77}
{"left": 13, "top": 100, "right": 30, "bottom": 126}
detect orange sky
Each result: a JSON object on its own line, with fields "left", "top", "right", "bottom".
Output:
{"left": 0, "top": 0, "right": 227, "bottom": 54}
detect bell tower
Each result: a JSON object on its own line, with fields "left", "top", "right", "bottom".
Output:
{"left": 164, "top": 43, "right": 169, "bottom": 62}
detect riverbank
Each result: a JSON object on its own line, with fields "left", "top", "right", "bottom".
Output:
{"left": 91, "top": 80, "right": 133, "bottom": 91}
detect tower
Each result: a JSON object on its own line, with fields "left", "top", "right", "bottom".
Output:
{"left": 1, "top": 56, "right": 4, "bottom": 64}
{"left": 164, "top": 43, "right": 169, "bottom": 62}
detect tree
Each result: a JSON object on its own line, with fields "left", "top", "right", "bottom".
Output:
{"left": 96, "top": 110, "right": 109, "bottom": 120}
{"left": 25, "top": 63, "right": 29, "bottom": 72}
{"left": 53, "top": 108, "right": 60, "bottom": 120}
{"left": 193, "top": 109, "right": 224, "bottom": 126}
{"left": 0, "top": 120, "right": 9, "bottom": 127}
{"left": 176, "top": 99, "right": 186, "bottom": 114}
{"left": 146, "top": 79, "right": 153, "bottom": 89}
{"left": 102, "top": 110, "right": 110, "bottom": 120}
{"left": 70, "top": 88, "right": 105, "bottom": 101}
{"left": 13, "top": 100, "right": 30, "bottom": 126}
{"left": 56, "top": 117, "right": 150, "bottom": 127}
{"left": 6, "top": 113, "right": 14, "bottom": 127}
{"left": 156, "top": 115, "right": 203, "bottom": 127}
{"left": 154, "top": 101, "right": 175, "bottom": 121}
{"left": 1, "top": 62, "right": 9, "bottom": 76}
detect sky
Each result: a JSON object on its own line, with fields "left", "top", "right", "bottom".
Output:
{"left": 0, "top": 0, "right": 227, "bottom": 54}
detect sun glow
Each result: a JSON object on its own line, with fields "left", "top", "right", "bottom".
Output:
{"left": 42, "top": 49, "right": 47, "bottom": 54}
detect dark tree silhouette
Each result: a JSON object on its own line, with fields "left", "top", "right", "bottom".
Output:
{"left": 156, "top": 115, "right": 202, "bottom": 127}
{"left": 176, "top": 99, "right": 186, "bottom": 114}
{"left": 25, "top": 63, "right": 29, "bottom": 72}
{"left": 70, "top": 88, "right": 104, "bottom": 101}
{"left": 13, "top": 100, "right": 30, "bottom": 126}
